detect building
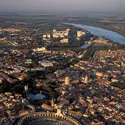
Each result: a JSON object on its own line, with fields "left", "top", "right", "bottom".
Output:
{"left": 77, "top": 31, "right": 86, "bottom": 40}
{"left": 60, "top": 38, "right": 69, "bottom": 43}
{"left": 43, "top": 33, "right": 51, "bottom": 40}
{"left": 0, "top": 28, "right": 21, "bottom": 32}
{"left": 65, "top": 76, "right": 70, "bottom": 85}
{"left": 39, "top": 61, "right": 54, "bottom": 67}
{"left": 53, "top": 29, "right": 70, "bottom": 38}
{"left": 33, "top": 47, "right": 46, "bottom": 52}
{"left": 84, "top": 75, "right": 89, "bottom": 84}
{"left": 96, "top": 71, "right": 104, "bottom": 77}
{"left": 24, "top": 85, "right": 28, "bottom": 92}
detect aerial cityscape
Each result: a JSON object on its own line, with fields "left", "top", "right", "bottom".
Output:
{"left": 0, "top": 0, "right": 125, "bottom": 125}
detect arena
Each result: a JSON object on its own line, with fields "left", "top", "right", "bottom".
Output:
{"left": 16, "top": 111, "right": 82, "bottom": 125}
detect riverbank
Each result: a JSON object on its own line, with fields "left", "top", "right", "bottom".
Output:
{"left": 62, "top": 21, "right": 125, "bottom": 37}
{"left": 83, "top": 23, "right": 125, "bottom": 37}
{"left": 64, "top": 23, "right": 125, "bottom": 44}
{"left": 82, "top": 23, "right": 125, "bottom": 38}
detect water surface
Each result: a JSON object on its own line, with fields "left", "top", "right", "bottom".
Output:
{"left": 66, "top": 23, "right": 125, "bottom": 44}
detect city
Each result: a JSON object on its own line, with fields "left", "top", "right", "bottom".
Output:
{"left": 0, "top": 0, "right": 125, "bottom": 125}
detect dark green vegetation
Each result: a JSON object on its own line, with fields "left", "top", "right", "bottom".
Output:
{"left": 83, "top": 46, "right": 95, "bottom": 59}
{"left": 111, "top": 82, "right": 125, "bottom": 89}
{"left": 0, "top": 42, "right": 10, "bottom": 47}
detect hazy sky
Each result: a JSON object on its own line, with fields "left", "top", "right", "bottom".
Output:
{"left": 0, "top": 0, "right": 125, "bottom": 13}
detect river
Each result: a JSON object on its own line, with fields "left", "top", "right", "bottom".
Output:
{"left": 65, "top": 23, "right": 125, "bottom": 44}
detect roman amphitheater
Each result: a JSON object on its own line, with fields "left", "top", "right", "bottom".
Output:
{"left": 16, "top": 111, "right": 82, "bottom": 125}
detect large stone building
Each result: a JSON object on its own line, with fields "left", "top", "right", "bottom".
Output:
{"left": 77, "top": 31, "right": 86, "bottom": 40}
{"left": 53, "top": 29, "right": 70, "bottom": 38}
{"left": 43, "top": 33, "right": 51, "bottom": 40}
{"left": 14, "top": 110, "right": 82, "bottom": 125}
{"left": 60, "top": 38, "right": 69, "bottom": 43}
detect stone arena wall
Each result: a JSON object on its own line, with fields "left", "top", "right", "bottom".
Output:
{"left": 17, "top": 112, "right": 82, "bottom": 125}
